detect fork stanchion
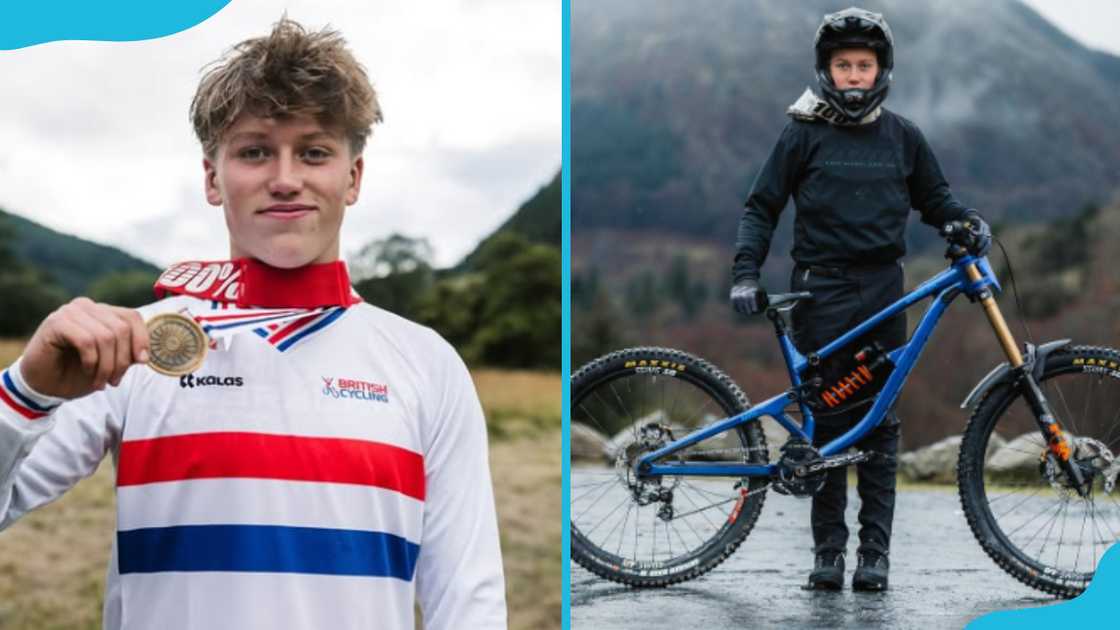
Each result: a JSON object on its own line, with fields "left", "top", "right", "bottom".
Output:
{"left": 965, "top": 263, "right": 1024, "bottom": 368}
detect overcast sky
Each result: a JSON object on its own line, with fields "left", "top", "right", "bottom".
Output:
{"left": 0, "top": 1, "right": 1114, "bottom": 271}
{"left": 1019, "top": 0, "right": 1120, "bottom": 56}
{"left": 0, "top": 0, "right": 560, "bottom": 269}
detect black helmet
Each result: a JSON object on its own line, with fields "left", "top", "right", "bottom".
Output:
{"left": 813, "top": 7, "right": 894, "bottom": 123}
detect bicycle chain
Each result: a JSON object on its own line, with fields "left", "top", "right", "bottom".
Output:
{"left": 679, "top": 445, "right": 898, "bottom": 463}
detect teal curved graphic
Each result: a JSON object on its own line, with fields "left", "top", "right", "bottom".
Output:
{"left": 967, "top": 542, "right": 1120, "bottom": 629}
{"left": 1, "top": 1, "right": 231, "bottom": 50}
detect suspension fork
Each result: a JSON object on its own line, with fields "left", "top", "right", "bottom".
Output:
{"left": 965, "top": 264, "right": 1089, "bottom": 496}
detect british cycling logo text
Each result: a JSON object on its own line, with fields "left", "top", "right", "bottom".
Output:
{"left": 321, "top": 377, "right": 390, "bottom": 403}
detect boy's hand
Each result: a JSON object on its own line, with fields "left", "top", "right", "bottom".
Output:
{"left": 730, "top": 280, "right": 766, "bottom": 315}
{"left": 19, "top": 298, "right": 150, "bottom": 400}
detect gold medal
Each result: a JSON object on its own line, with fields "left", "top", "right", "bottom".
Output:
{"left": 146, "top": 313, "right": 208, "bottom": 376}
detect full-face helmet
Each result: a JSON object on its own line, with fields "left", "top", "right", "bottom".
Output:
{"left": 814, "top": 7, "right": 894, "bottom": 122}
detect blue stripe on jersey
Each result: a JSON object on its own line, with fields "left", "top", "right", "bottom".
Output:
{"left": 2, "top": 370, "right": 53, "bottom": 412}
{"left": 201, "top": 312, "right": 306, "bottom": 333}
{"left": 118, "top": 524, "right": 420, "bottom": 580}
{"left": 277, "top": 307, "right": 346, "bottom": 352}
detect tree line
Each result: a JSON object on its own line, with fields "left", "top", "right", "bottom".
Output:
{"left": 0, "top": 217, "right": 560, "bottom": 370}
{"left": 352, "top": 231, "right": 560, "bottom": 369}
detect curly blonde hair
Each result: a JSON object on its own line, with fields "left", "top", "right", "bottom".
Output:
{"left": 190, "top": 17, "right": 382, "bottom": 158}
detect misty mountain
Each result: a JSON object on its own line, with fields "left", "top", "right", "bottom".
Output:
{"left": 573, "top": 0, "right": 1120, "bottom": 255}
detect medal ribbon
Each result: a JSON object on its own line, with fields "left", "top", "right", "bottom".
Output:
{"left": 153, "top": 258, "right": 360, "bottom": 350}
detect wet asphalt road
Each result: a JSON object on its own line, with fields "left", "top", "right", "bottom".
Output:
{"left": 571, "top": 487, "right": 1058, "bottom": 630}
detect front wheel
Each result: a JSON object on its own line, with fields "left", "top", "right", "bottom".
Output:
{"left": 958, "top": 345, "right": 1120, "bottom": 597}
{"left": 570, "top": 346, "right": 769, "bottom": 587}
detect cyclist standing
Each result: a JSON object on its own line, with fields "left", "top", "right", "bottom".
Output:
{"left": 729, "top": 7, "right": 991, "bottom": 591}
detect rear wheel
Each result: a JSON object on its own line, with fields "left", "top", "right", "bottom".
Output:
{"left": 958, "top": 345, "right": 1120, "bottom": 597}
{"left": 570, "top": 346, "right": 769, "bottom": 587}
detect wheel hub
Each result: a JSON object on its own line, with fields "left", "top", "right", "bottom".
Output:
{"left": 615, "top": 423, "right": 680, "bottom": 515}
{"left": 1040, "top": 436, "right": 1119, "bottom": 495}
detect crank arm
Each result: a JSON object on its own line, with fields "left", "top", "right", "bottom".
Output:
{"left": 795, "top": 450, "right": 870, "bottom": 477}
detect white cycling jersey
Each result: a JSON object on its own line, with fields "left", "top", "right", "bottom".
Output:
{"left": 0, "top": 294, "right": 507, "bottom": 630}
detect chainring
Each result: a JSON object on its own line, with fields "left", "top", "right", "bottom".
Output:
{"left": 773, "top": 440, "right": 827, "bottom": 497}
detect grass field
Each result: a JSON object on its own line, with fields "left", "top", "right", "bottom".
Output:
{"left": 0, "top": 340, "right": 560, "bottom": 629}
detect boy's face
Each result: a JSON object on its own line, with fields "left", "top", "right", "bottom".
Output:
{"left": 829, "top": 48, "right": 879, "bottom": 90}
{"left": 203, "top": 114, "right": 363, "bottom": 269}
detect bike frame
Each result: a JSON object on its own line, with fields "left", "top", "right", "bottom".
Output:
{"left": 636, "top": 254, "right": 1002, "bottom": 478}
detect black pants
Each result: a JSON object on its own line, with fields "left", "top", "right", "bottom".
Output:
{"left": 790, "top": 262, "right": 906, "bottom": 556}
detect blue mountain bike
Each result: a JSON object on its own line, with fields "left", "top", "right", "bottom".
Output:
{"left": 571, "top": 221, "right": 1120, "bottom": 597}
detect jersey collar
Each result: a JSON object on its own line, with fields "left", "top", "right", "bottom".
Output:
{"left": 154, "top": 258, "right": 362, "bottom": 309}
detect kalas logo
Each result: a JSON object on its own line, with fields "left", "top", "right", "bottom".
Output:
{"left": 321, "top": 376, "right": 390, "bottom": 403}
{"left": 180, "top": 374, "right": 245, "bottom": 389}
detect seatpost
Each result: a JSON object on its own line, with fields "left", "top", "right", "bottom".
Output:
{"left": 965, "top": 263, "right": 1023, "bottom": 368}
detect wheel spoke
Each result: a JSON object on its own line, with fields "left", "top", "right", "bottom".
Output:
{"left": 987, "top": 483, "right": 1042, "bottom": 505}
{"left": 967, "top": 354, "right": 1120, "bottom": 592}
{"left": 995, "top": 484, "right": 1052, "bottom": 521}
{"left": 1017, "top": 498, "right": 1066, "bottom": 553}
{"left": 571, "top": 477, "right": 620, "bottom": 501}
{"left": 675, "top": 483, "right": 721, "bottom": 530}
{"left": 612, "top": 503, "right": 632, "bottom": 556}
{"left": 1075, "top": 497, "right": 1089, "bottom": 574}
{"left": 576, "top": 402, "right": 613, "bottom": 438}
{"left": 607, "top": 382, "right": 640, "bottom": 443}
{"left": 1102, "top": 400, "right": 1120, "bottom": 447}
{"left": 574, "top": 478, "right": 622, "bottom": 521}
{"left": 1003, "top": 494, "right": 1064, "bottom": 537}
{"left": 570, "top": 355, "right": 767, "bottom": 585}
{"left": 581, "top": 493, "right": 631, "bottom": 538}
{"left": 1054, "top": 498, "right": 1070, "bottom": 569}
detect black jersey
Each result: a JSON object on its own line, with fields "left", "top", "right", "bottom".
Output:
{"left": 732, "top": 108, "right": 969, "bottom": 282}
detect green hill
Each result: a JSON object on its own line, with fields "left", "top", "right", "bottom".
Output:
{"left": 0, "top": 209, "right": 160, "bottom": 295}
{"left": 458, "top": 170, "right": 560, "bottom": 271}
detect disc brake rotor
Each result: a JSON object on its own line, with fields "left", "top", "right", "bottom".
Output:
{"left": 1041, "top": 436, "right": 1119, "bottom": 495}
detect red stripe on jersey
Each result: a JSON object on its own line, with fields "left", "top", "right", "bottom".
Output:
{"left": 269, "top": 313, "right": 321, "bottom": 343}
{"left": 117, "top": 432, "right": 425, "bottom": 500}
{"left": 195, "top": 310, "right": 299, "bottom": 323}
{"left": 0, "top": 385, "right": 47, "bottom": 420}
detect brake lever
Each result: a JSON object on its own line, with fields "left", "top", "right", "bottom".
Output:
{"left": 941, "top": 220, "right": 978, "bottom": 258}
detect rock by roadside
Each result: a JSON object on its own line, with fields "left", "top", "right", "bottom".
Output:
{"left": 898, "top": 433, "right": 1006, "bottom": 483}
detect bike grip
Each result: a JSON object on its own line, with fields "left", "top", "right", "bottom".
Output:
{"left": 756, "top": 289, "right": 769, "bottom": 311}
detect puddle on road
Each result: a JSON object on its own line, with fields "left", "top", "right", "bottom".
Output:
{"left": 572, "top": 489, "right": 1063, "bottom": 629}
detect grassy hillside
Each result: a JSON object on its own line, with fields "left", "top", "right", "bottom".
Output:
{"left": 0, "top": 341, "right": 560, "bottom": 630}
{"left": 0, "top": 209, "right": 160, "bottom": 296}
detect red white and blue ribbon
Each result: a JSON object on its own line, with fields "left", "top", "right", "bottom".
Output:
{"left": 154, "top": 259, "right": 360, "bottom": 352}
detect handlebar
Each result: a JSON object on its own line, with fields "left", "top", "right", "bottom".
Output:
{"left": 941, "top": 218, "right": 982, "bottom": 259}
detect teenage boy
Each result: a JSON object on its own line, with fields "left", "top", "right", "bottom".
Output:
{"left": 0, "top": 18, "right": 506, "bottom": 629}
{"left": 729, "top": 7, "right": 991, "bottom": 591}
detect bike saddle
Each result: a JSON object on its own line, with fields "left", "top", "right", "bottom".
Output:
{"left": 765, "top": 291, "right": 813, "bottom": 311}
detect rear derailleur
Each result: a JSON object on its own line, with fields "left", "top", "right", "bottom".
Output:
{"left": 617, "top": 422, "right": 679, "bottom": 521}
